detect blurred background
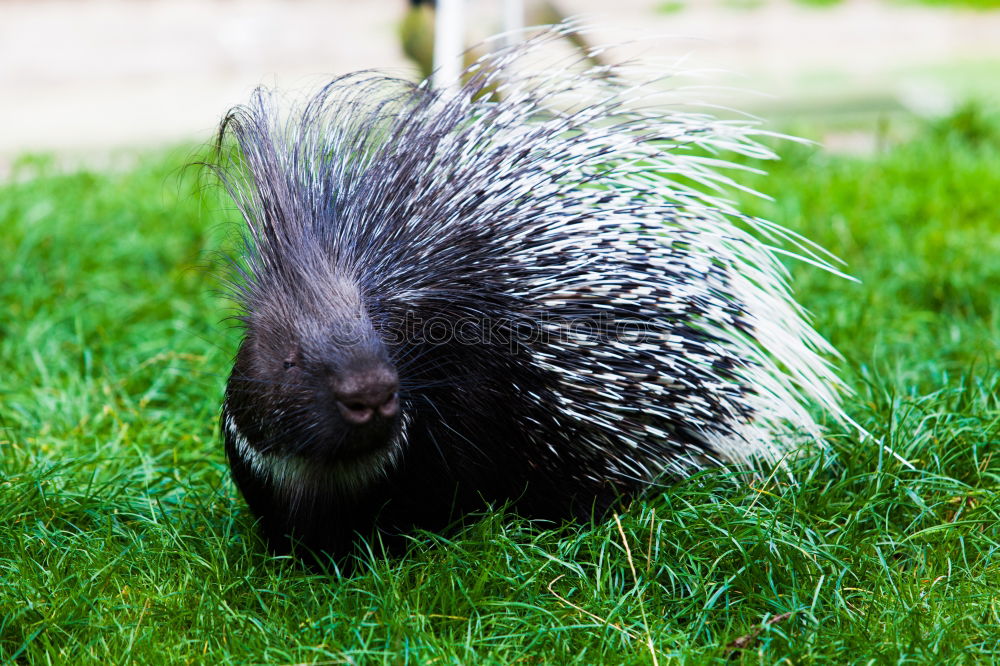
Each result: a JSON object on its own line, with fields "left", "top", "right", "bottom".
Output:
{"left": 3, "top": 0, "right": 1000, "bottom": 174}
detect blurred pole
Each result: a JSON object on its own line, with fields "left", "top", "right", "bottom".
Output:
{"left": 502, "top": 0, "right": 524, "bottom": 49}
{"left": 432, "top": 0, "right": 464, "bottom": 90}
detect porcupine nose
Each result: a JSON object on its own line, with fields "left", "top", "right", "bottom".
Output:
{"left": 333, "top": 366, "right": 400, "bottom": 426}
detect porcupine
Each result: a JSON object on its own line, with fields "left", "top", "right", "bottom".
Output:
{"left": 214, "top": 28, "right": 848, "bottom": 564}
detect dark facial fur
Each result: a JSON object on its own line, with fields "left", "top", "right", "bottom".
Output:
{"left": 214, "top": 28, "right": 847, "bottom": 566}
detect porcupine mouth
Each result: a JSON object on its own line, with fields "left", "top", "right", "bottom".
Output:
{"left": 331, "top": 423, "right": 398, "bottom": 462}
{"left": 319, "top": 444, "right": 403, "bottom": 493}
{"left": 226, "top": 411, "right": 408, "bottom": 496}
{"left": 303, "top": 411, "right": 410, "bottom": 493}
{"left": 265, "top": 434, "right": 405, "bottom": 497}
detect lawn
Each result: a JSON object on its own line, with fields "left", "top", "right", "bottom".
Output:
{"left": 1, "top": 107, "right": 998, "bottom": 664}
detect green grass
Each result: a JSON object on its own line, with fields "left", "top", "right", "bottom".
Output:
{"left": 2, "top": 108, "right": 999, "bottom": 664}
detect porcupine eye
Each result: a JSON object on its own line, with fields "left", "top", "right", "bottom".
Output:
{"left": 279, "top": 349, "right": 301, "bottom": 374}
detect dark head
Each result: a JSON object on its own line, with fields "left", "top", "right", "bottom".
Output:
{"left": 223, "top": 250, "right": 405, "bottom": 490}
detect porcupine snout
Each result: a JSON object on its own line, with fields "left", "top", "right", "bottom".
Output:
{"left": 332, "top": 364, "right": 400, "bottom": 426}
{"left": 313, "top": 316, "right": 403, "bottom": 462}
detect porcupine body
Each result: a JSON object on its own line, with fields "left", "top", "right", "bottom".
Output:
{"left": 215, "top": 29, "right": 847, "bottom": 563}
